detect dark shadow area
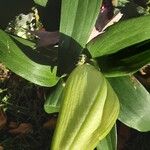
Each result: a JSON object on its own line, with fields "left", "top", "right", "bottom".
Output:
{"left": 97, "top": 39, "right": 150, "bottom": 73}
{"left": 0, "top": 72, "right": 57, "bottom": 150}
{"left": 118, "top": 0, "right": 148, "bottom": 20}
{"left": 38, "top": 0, "right": 61, "bottom": 31}
{"left": 57, "top": 33, "right": 83, "bottom": 76}
{"left": 0, "top": 0, "right": 35, "bottom": 29}
{"left": 0, "top": 0, "right": 61, "bottom": 32}
{"left": 98, "top": 39, "right": 150, "bottom": 60}
{"left": 11, "top": 33, "right": 83, "bottom": 76}
{"left": 123, "top": 129, "right": 150, "bottom": 150}
{"left": 12, "top": 37, "right": 58, "bottom": 67}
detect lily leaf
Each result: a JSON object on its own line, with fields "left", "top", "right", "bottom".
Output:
{"left": 108, "top": 76, "right": 150, "bottom": 131}
{"left": 11, "top": 35, "right": 36, "bottom": 48}
{"left": 44, "top": 80, "right": 65, "bottom": 114}
{"left": 58, "top": 0, "right": 102, "bottom": 75}
{"left": 96, "top": 125, "right": 117, "bottom": 150}
{"left": 87, "top": 15, "right": 150, "bottom": 58}
{"left": 0, "top": 29, "right": 59, "bottom": 87}
{"left": 97, "top": 40, "right": 150, "bottom": 77}
{"left": 33, "top": 0, "right": 48, "bottom": 7}
{"left": 60, "top": 0, "right": 102, "bottom": 47}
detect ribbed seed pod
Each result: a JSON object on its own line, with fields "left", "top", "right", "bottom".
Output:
{"left": 51, "top": 64, "right": 119, "bottom": 150}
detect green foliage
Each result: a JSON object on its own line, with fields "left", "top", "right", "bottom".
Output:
{"left": 87, "top": 15, "right": 150, "bottom": 58}
{"left": 58, "top": 0, "right": 102, "bottom": 74}
{"left": 96, "top": 125, "right": 117, "bottom": 150}
{"left": 97, "top": 41, "right": 150, "bottom": 77}
{"left": 108, "top": 76, "right": 150, "bottom": 131}
{"left": 44, "top": 80, "right": 65, "bottom": 113}
{"left": 51, "top": 64, "right": 119, "bottom": 150}
{"left": 33, "top": 0, "right": 48, "bottom": 7}
{"left": 0, "top": 30, "right": 59, "bottom": 87}
{"left": 117, "top": 0, "right": 129, "bottom": 7}
{"left": 0, "top": 0, "right": 150, "bottom": 149}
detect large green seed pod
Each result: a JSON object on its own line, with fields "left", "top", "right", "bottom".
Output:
{"left": 51, "top": 64, "right": 119, "bottom": 150}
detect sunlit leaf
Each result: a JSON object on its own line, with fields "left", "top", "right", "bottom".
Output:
{"left": 0, "top": 29, "right": 59, "bottom": 87}
{"left": 108, "top": 76, "right": 150, "bottom": 131}
{"left": 58, "top": 0, "right": 102, "bottom": 74}
{"left": 87, "top": 15, "right": 150, "bottom": 58}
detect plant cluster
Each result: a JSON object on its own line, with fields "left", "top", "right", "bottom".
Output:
{"left": 0, "top": 0, "right": 150, "bottom": 149}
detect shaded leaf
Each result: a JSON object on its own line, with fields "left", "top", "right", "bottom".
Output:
{"left": 44, "top": 80, "right": 65, "bottom": 114}
{"left": 0, "top": 29, "right": 59, "bottom": 87}
{"left": 97, "top": 40, "right": 150, "bottom": 77}
{"left": 33, "top": 0, "right": 48, "bottom": 7}
{"left": 96, "top": 125, "right": 117, "bottom": 150}
{"left": 11, "top": 35, "right": 36, "bottom": 48}
{"left": 108, "top": 76, "right": 150, "bottom": 131}
{"left": 87, "top": 15, "right": 150, "bottom": 58}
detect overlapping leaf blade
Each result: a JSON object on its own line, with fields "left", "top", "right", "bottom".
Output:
{"left": 11, "top": 35, "right": 36, "bottom": 48}
{"left": 87, "top": 15, "right": 150, "bottom": 58}
{"left": 96, "top": 125, "right": 117, "bottom": 150}
{"left": 60, "top": 0, "right": 102, "bottom": 47}
{"left": 0, "top": 30, "right": 59, "bottom": 87}
{"left": 44, "top": 80, "right": 64, "bottom": 113}
{"left": 58, "top": 0, "right": 102, "bottom": 74}
{"left": 108, "top": 76, "right": 150, "bottom": 131}
{"left": 97, "top": 40, "right": 150, "bottom": 77}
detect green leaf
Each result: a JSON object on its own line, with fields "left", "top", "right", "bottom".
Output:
{"left": 96, "top": 125, "right": 117, "bottom": 150}
{"left": 51, "top": 64, "right": 119, "bottom": 150}
{"left": 44, "top": 80, "right": 65, "bottom": 114}
{"left": 97, "top": 40, "right": 150, "bottom": 77}
{"left": 60, "top": 0, "right": 102, "bottom": 47}
{"left": 11, "top": 35, "right": 36, "bottom": 48}
{"left": 58, "top": 0, "right": 102, "bottom": 74}
{"left": 33, "top": 0, "right": 48, "bottom": 7}
{"left": 0, "top": 29, "right": 59, "bottom": 87}
{"left": 87, "top": 15, "right": 150, "bottom": 58}
{"left": 108, "top": 76, "right": 150, "bottom": 131}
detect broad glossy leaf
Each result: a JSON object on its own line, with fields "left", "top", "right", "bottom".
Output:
{"left": 108, "top": 76, "right": 150, "bottom": 131}
{"left": 96, "top": 125, "right": 117, "bottom": 150}
{"left": 58, "top": 0, "right": 102, "bottom": 75}
{"left": 97, "top": 40, "right": 150, "bottom": 77}
{"left": 51, "top": 64, "right": 119, "bottom": 150}
{"left": 0, "top": 29, "right": 59, "bottom": 87}
{"left": 33, "top": 0, "right": 48, "bottom": 6}
{"left": 87, "top": 15, "right": 150, "bottom": 58}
